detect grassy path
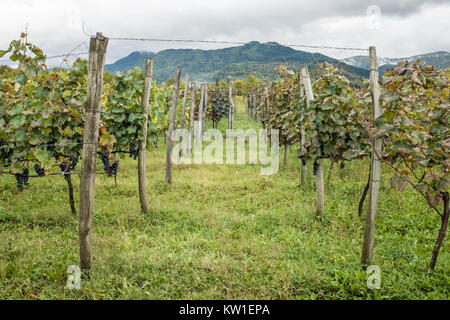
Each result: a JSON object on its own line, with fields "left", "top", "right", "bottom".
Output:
{"left": 0, "top": 98, "right": 448, "bottom": 299}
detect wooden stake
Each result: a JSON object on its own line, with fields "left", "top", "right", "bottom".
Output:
{"left": 78, "top": 32, "right": 108, "bottom": 270}
{"left": 196, "top": 84, "right": 205, "bottom": 147}
{"left": 178, "top": 73, "right": 190, "bottom": 160}
{"left": 202, "top": 84, "right": 208, "bottom": 126}
{"left": 362, "top": 46, "right": 382, "bottom": 264}
{"left": 138, "top": 57, "right": 153, "bottom": 213}
{"left": 165, "top": 66, "right": 181, "bottom": 185}
{"left": 228, "top": 82, "right": 234, "bottom": 129}
{"left": 301, "top": 66, "right": 324, "bottom": 217}
{"left": 299, "top": 72, "right": 307, "bottom": 185}
{"left": 187, "top": 82, "right": 196, "bottom": 156}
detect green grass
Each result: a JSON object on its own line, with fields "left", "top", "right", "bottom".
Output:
{"left": 0, "top": 98, "right": 448, "bottom": 299}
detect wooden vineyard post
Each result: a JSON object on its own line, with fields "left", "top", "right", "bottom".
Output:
{"left": 284, "top": 143, "right": 288, "bottom": 166}
{"left": 196, "top": 84, "right": 205, "bottom": 147}
{"left": 299, "top": 73, "right": 307, "bottom": 185}
{"left": 187, "top": 82, "right": 196, "bottom": 156}
{"left": 228, "top": 82, "right": 234, "bottom": 129}
{"left": 165, "top": 66, "right": 181, "bottom": 185}
{"left": 138, "top": 57, "right": 153, "bottom": 214}
{"left": 78, "top": 32, "right": 108, "bottom": 270}
{"left": 262, "top": 85, "right": 269, "bottom": 144}
{"left": 253, "top": 93, "right": 257, "bottom": 119}
{"left": 249, "top": 93, "right": 254, "bottom": 118}
{"left": 262, "top": 85, "right": 267, "bottom": 129}
{"left": 301, "top": 66, "right": 324, "bottom": 218}
{"left": 362, "top": 46, "right": 382, "bottom": 265}
{"left": 178, "top": 73, "right": 190, "bottom": 160}
{"left": 250, "top": 93, "right": 253, "bottom": 116}
{"left": 202, "top": 84, "right": 208, "bottom": 128}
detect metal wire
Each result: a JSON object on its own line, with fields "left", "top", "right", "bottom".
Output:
{"left": 106, "top": 36, "right": 368, "bottom": 51}
{"left": 81, "top": 20, "right": 368, "bottom": 52}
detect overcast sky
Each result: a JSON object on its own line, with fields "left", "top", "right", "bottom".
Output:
{"left": 0, "top": 0, "right": 449, "bottom": 66}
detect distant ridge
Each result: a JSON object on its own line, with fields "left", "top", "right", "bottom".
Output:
{"left": 341, "top": 51, "right": 450, "bottom": 73}
{"left": 105, "top": 41, "right": 370, "bottom": 83}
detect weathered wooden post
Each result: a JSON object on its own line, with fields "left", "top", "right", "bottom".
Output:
{"left": 187, "top": 82, "right": 196, "bottom": 156}
{"left": 138, "top": 57, "right": 153, "bottom": 213}
{"left": 284, "top": 143, "right": 288, "bottom": 166}
{"left": 299, "top": 73, "right": 307, "bottom": 185}
{"left": 78, "top": 32, "right": 108, "bottom": 270}
{"left": 301, "top": 66, "right": 324, "bottom": 217}
{"left": 228, "top": 82, "right": 234, "bottom": 129}
{"left": 196, "top": 84, "right": 205, "bottom": 147}
{"left": 249, "top": 93, "right": 253, "bottom": 117}
{"left": 362, "top": 46, "right": 382, "bottom": 265}
{"left": 165, "top": 66, "right": 181, "bottom": 185}
{"left": 202, "top": 84, "right": 208, "bottom": 128}
{"left": 178, "top": 73, "right": 190, "bottom": 160}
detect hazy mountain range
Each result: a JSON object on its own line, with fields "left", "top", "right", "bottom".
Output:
{"left": 341, "top": 51, "right": 450, "bottom": 74}
{"left": 104, "top": 42, "right": 449, "bottom": 83}
{"left": 104, "top": 41, "right": 369, "bottom": 82}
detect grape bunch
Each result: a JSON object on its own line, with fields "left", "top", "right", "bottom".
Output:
{"left": 302, "top": 159, "right": 306, "bottom": 167}
{"left": 69, "top": 154, "right": 79, "bottom": 171}
{"left": 100, "top": 151, "right": 110, "bottom": 172}
{"left": 59, "top": 161, "right": 70, "bottom": 181}
{"left": 313, "top": 161, "right": 319, "bottom": 176}
{"left": 34, "top": 164, "right": 46, "bottom": 177}
{"left": 46, "top": 143, "right": 55, "bottom": 153}
{"left": 391, "top": 152, "right": 400, "bottom": 165}
{"left": 15, "top": 173, "right": 24, "bottom": 191}
{"left": 129, "top": 140, "right": 138, "bottom": 160}
{"left": 0, "top": 140, "right": 12, "bottom": 162}
{"left": 108, "top": 160, "right": 119, "bottom": 177}
{"left": 340, "top": 162, "right": 345, "bottom": 170}
{"left": 13, "top": 169, "right": 30, "bottom": 191}
{"left": 22, "top": 168, "right": 29, "bottom": 186}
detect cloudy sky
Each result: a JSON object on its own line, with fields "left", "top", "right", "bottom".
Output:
{"left": 0, "top": 0, "right": 449, "bottom": 66}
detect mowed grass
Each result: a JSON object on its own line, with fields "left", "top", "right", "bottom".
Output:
{"left": 0, "top": 98, "right": 448, "bottom": 300}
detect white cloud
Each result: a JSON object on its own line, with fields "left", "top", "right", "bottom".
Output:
{"left": 0, "top": 0, "right": 448, "bottom": 66}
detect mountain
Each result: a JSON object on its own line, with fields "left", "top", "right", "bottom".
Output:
{"left": 105, "top": 41, "right": 369, "bottom": 83}
{"left": 341, "top": 51, "right": 450, "bottom": 74}
{"left": 106, "top": 51, "right": 156, "bottom": 72}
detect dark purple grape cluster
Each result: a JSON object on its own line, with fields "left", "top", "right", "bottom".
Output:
{"left": 59, "top": 161, "right": 70, "bottom": 181}
{"left": 15, "top": 173, "right": 24, "bottom": 191}
{"left": 340, "top": 162, "right": 345, "bottom": 170}
{"left": 15, "top": 172, "right": 25, "bottom": 191}
{"left": 391, "top": 152, "right": 399, "bottom": 165}
{"left": 129, "top": 140, "right": 138, "bottom": 160}
{"left": 69, "top": 154, "right": 79, "bottom": 171}
{"left": 46, "top": 143, "right": 55, "bottom": 153}
{"left": 22, "top": 168, "right": 29, "bottom": 186}
{"left": 14, "top": 168, "right": 30, "bottom": 191}
{"left": 0, "top": 139, "right": 12, "bottom": 162}
{"left": 108, "top": 160, "right": 119, "bottom": 177}
{"left": 100, "top": 151, "right": 110, "bottom": 172}
{"left": 313, "top": 161, "right": 319, "bottom": 176}
{"left": 302, "top": 159, "right": 306, "bottom": 167}
{"left": 34, "top": 164, "right": 45, "bottom": 176}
